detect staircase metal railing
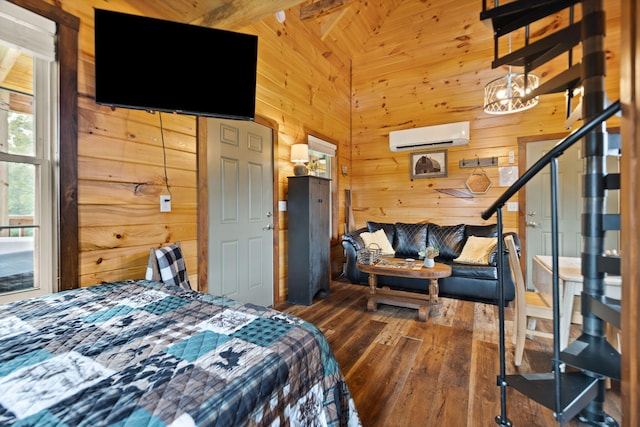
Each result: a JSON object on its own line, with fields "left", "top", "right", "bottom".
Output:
{"left": 482, "top": 101, "right": 620, "bottom": 218}
{"left": 480, "top": 0, "right": 620, "bottom": 424}
{"left": 481, "top": 99, "right": 621, "bottom": 426}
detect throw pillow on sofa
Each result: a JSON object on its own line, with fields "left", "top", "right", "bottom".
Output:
{"left": 394, "top": 223, "right": 428, "bottom": 256}
{"left": 454, "top": 236, "right": 498, "bottom": 265}
{"left": 427, "top": 223, "right": 466, "bottom": 259}
{"left": 366, "top": 221, "right": 396, "bottom": 246}
{"left": 360, "top": 228, "right": 395, "bottom": 256}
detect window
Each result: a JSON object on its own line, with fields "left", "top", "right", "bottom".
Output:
{"left": 307, "top": 135, "right": 336, "bottom": 179}
{"left": 0, "top": 2, "right": 57, "bottom": 303}
{"left": 307, "top": 134, "right": 337, "bottom": 239}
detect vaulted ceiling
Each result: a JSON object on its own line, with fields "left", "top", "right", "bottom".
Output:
{"left": 0, "top": 0, "right": 382, "bottom": 109}
{"left": 120, "top": 0, "right": 401, "bottom": 59}
{"left": 122, "top": 0, "right": 384, "bottom": 33}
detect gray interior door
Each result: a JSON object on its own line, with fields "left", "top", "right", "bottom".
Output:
{"left": 525, "top": 139, "right": 619, "bottom": 288}
{"left": 207, "top": 118, "right": 274, "bottom": 307}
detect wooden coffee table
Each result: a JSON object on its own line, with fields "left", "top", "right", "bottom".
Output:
{"left": 357, "top": 258, "right": 452, "bottom": 321}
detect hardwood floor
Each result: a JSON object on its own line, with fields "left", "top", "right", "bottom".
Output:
{"left": 276, "top": 280, "right": 621, "bottom": 427}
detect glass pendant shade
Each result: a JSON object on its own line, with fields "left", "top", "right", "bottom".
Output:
{"left": 484, "top": 72, "right": 539, "bottom": 114}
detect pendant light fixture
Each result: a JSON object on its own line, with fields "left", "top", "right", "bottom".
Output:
{"left": 483, "top": 35, "right": 539, "bottom": 114}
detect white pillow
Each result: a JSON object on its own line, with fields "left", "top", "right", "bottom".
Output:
{"left": 454, "top": 236, "right": 498, "bottom": 265}
{"left": 360, "top": 229, "right": 395, "bottom": 256}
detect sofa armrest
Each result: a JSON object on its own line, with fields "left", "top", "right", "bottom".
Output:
{"left": 341, "top": 227, "right": 368, "bottom": 251}
{"left": 341, "top": 227, "right": 369, "bottom": 284}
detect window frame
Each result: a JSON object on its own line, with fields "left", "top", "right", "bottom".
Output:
{"left": 0, "top": 54, "right": 56, "bottom": 301}
{"left": 7, "top": 0, "right": 79, "bottom": 292}
{"left": 307, "top": 132, "right": 339, "bottom": 241}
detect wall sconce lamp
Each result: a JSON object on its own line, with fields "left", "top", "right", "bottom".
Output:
{"left": 290, "top": 144, "right": 309, "bottom": 176}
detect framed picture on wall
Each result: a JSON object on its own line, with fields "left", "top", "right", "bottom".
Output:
{"left": 410, "top": 150, "right": 448, "bottom": 179}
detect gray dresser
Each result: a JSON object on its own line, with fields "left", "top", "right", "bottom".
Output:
{"left": 287, "top": 176, "right": 331, "bottom": 305}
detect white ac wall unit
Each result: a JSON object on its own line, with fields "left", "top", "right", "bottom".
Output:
{"left": 389, "top": 121, "right": 470, "bottom": 152}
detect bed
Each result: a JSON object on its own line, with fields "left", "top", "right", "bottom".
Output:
{"left": 0, "top": 279, "right": 361, "bottom": 426}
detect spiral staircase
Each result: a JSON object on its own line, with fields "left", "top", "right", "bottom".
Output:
{"left": 479, "top": 1, "right": 621, "bottom": 426}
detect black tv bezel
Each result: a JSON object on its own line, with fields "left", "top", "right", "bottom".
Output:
{"left": 94, "top": 9, "right": 258, "bottom": 120}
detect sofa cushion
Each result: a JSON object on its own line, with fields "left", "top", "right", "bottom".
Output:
{"left": 360, "top": 228, "right": 395, "bottom": 256}
{"left": 367, "top": 222, "right": 396, "bottom": 247}
{"left": 427, "top": 223, "right": 466, "bottom": 259}
{"left": 394, "top": 223, "right": 428, "bottom": 256}
{"left": 448, "top": 262, "right": 500, "bottom": 281}
{"left": 454, "top": 236, "right": 498, "bottom": 265}
{"left": 466, "top": 223, "right": 498, "bottom": 238}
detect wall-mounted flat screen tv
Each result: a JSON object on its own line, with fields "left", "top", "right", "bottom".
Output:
{"left": 94, "top": 9, "right": 258, "bottom": 120}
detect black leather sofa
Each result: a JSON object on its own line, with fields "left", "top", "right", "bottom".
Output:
{"left": 341, "top": 221, "right": 519, "bottom": 305}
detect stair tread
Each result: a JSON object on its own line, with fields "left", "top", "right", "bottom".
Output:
{"left": 561, "top": 333, "right": 621, "bottom": 380}
{"left": 597, "top": 254, "right": 621, "bottom": 276}
{"left": 523, "top": 64, "right": 582, "bottom": 101}
{"left": 604, "top": 173, "right": 621, "bottom": 190}
{"left": 480, "top": 0, "right": 581, "bottom": 37}
{"left": 586, "top": 294, "right": 622, "bottom": 329}
{"left": 492, "top": 22, "right": 581, "bottom": 70}
{"left": 506, "top": 371, "right": 598, "bottom": 424}
{"left": 603, "top": 213, "right": 621, "bottom": 231}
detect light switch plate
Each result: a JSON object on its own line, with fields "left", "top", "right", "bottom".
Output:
{"left": 507, "top": 202, "right": 518, "bottom": 212}
{"left": 160, "top": 195, "right": 171, "bottom": 212}
{"left": 278, "top": 200, "right": 287, "bottom": 211}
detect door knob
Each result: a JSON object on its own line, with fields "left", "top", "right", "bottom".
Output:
{"left": 263, "top": 224, "right": 274, "bottom": 230}
{"left": 528, "top": 211, "right": 537, "bottom": 217}
{"left": 526, "top": 221, "right": 539, "bottom": 228}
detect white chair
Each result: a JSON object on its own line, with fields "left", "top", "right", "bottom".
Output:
{"left": 506, "top": 235, "right": 554, "bottom": 366}
{"left": 146, "top": 242, "right": 191, "bottom": 290}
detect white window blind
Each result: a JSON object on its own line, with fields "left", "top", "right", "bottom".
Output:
{"left": 308, "top": 135, "right": 336, "bottom": 156}
{"left": 0, "top": 0, "right": 56, "bottom": 61}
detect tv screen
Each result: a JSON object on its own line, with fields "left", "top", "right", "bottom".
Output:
{"left": 94, "top": 9, "right": 258, "bottom": 120}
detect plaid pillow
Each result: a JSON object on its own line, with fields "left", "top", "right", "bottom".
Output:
{"left": 155, "top": 245, "right": 191, "bottom": 290}
{"left": 145, "top": 255, "right": 155, "bottom": 281}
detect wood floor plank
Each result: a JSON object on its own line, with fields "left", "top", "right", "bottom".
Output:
{"left": 333, "top": 318, "right": 388, "bottom": 373}
{"left": 392, "top": 323, "right": 459, "bottom": 426}
{"left": 356, "top": 336, "right": 423, "bottom": 425}
{"left": 275, "top": 280, "right": 622, "bottom": 426}
{"left": 423, "top": 321, "right": 474, "bottom": 426}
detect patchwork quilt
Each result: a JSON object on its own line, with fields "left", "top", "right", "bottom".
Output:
{"left": 0, "top": 280, "right": 361, "bottom": 426}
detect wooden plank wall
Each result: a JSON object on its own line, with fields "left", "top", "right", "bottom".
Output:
{"left": 242, "top": 13, "right": 352, "bottom": 297}
{"left": 8, "top": 0, "right": 637, "bottom": 422}
{"left": 349, "top": 0, "right": 621, "bottom": 232}
{"left": 38, "top": 0, "right": 621, "bottom": 300}
{"left": 57, "top": 0, "right": 352, "bottom": 299}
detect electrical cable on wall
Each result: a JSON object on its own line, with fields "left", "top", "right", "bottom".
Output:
{"left": 158, "top": 112, "right": 172, "bottom": 197}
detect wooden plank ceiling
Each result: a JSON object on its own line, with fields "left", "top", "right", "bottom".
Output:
{"left": 0, "top": 0, "right": 411, "bottom": 103}
{"left": 121, "top": 0, "right": 354, "bottom": 29}
{"left": 118, "top": 0, "right": 396, "bottom": 55}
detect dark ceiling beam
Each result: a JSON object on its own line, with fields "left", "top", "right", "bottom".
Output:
{"left": 299, "top": 0, "right": 347, "bottom": 20}
{"left": 193, "top": 0, "right": 307, "bottom": 29}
